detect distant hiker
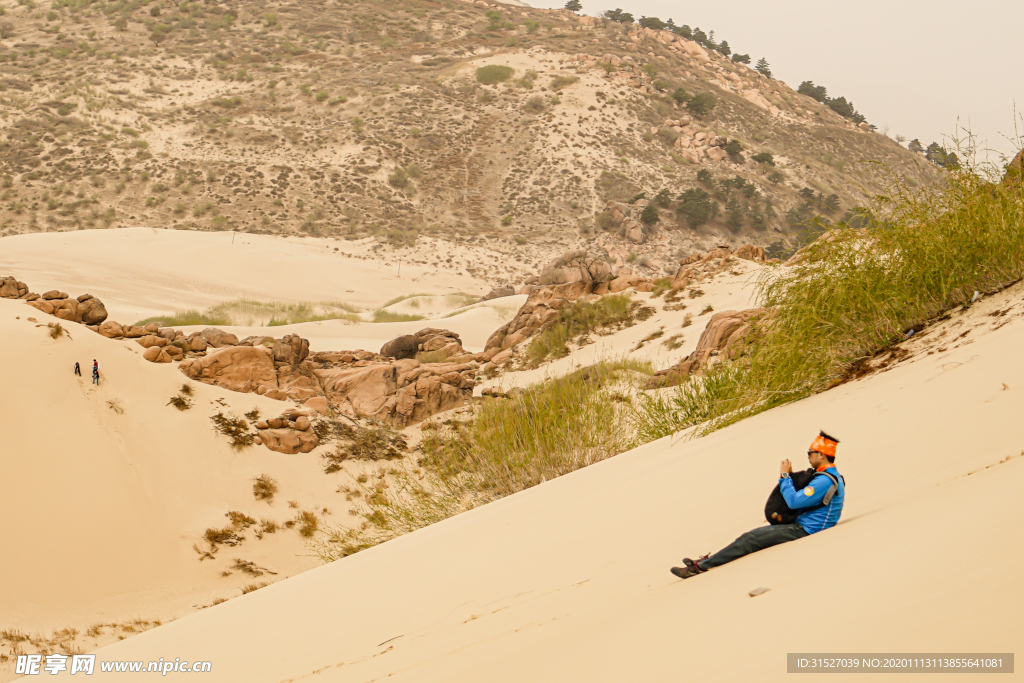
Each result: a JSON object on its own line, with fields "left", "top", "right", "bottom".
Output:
{"left": 92, "top": 364, "right": 100, "bottom": 386}
{"left": 93, "top": 359, "right": 99, "bottom": 374}
{"left": 74, "top": 362, "right": 81, "bottom": 376}
{"left": 670, "top": 432, "right": 845, "bottom": 579}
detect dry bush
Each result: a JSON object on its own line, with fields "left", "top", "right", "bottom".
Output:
{"left": 295, "top": 510, "right": 319, "bottom": 537}
{"left": 322, "top": 423, "right": 406, "bottom": 473}
{"left": 167, "top": 394, "right": 193, "bottom": 410}
{"left": 231, "top": 559, "right": 276, "bottom": 576}
{"left": 240, "top": 583, "right": 267, "bottom": 595}
{"left": 253, "top": 474, "right": 277, "bottom": 501}
{"left": 210, "top": 412, "right": 255, "bottom": 448}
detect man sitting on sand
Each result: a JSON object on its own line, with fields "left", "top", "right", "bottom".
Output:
{"left": 671, "top": 432, "right": 845, "bottom": 579}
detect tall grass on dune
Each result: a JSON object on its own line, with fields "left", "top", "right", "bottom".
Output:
{"left": 313, "top": 360, "right": 650, "bottom": 561}
{"left": 136, "top": 299, "right": 360, "bottom": 328}
{"left": 637, "top": 147, "right": 1024, "bottom": 439}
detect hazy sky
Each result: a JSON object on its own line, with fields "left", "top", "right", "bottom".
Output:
{"left": 529, "top": 0, "right": 1024, "bottom": 163}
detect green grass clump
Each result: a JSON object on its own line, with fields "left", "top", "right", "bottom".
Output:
{"left": 527, "top": 294, "right": 640, "bottom": 363}
{"left": 635, "top": 152, "right": 1024, "bottom": 439}
{"left": 136, "top": 310, "right": 231, "bottom": 327}
{"left": 380, "top": 292, "right": 430, "bottom": 308}
{"left": 137, "top": 300, "right": 359, "bottom": 327}
{"left": 372, "top": 310, "right": 425, "bottom": 323}
{"left": 475, "top": 64, "right": 514, "bottom": 84}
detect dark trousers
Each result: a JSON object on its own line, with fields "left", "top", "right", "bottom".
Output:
{"left": 701, "top": 523, "right": 808, "bottom": 569}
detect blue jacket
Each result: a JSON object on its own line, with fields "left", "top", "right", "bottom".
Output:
{"left": 780, "top": 466, "right": 844, "bottom": 534}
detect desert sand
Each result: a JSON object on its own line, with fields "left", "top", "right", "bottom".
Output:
{"left": 44, "top": 279, "right": 1024, "bottom": 681}
{"left": 0, "top": 228, "right": 529, "bottom": 324}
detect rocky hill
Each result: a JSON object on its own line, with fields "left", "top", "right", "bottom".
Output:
{"left": 0, "top": 0, "right": 938, "bottom": 273}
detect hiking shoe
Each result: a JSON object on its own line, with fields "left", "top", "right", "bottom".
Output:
{"left": 670, "top": 555, "right": 709, "bottom": 579}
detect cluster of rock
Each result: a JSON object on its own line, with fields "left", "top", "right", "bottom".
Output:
{"left": 670, "top": 244, "right": 768, "bottom": 291}
{"left": 1, "top": 276, "right": 109, "bottom": 325}
{"left": 319, "top": 356, "right": 478, "bottom": 426}
{"left": 648, "top": 308, "right": 768, "bottom": 388}
{"left": 254, "top": 407, "right": 319, "bottom": 455}
{"left": 380, "top": 328, "right": 472, "bottom": 363}
{"left": 656, "top": 122, "right": 734, "bottom": 165}
{"left": 127, "top": 325, "right": 482, "bottom": 430}
{"left": 605, "top": 200, "right": 656, "bottom": 244}
{"left": 482, "top": 278, "right": 652, "bottom": 364}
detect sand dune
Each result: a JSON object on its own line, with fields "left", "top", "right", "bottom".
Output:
{"left": 0, "top": 299, "right": 353, "bottom": 665}
{"left": 0, "top": 229, "right": 515, "bottom": 324}
{"left": 179, "top": 295, "right": 528, "bottom": 355}
{"left": 62, "top": 286, "right": 1024, "bottom": 679}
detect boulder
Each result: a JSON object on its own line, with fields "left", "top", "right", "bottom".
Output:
{"left": 50, "top": 299, "right": 81, "bottom": 323}
{"left": 608, "top": 275, "right": 646, "bottom": 293}
{"left": 188, "top": 335, "right": 209, "bottom": 352}
{"left": 78, "top": 297, "right": 108, "bottom": 325}
{"left": 257, "top": 428, "right": 319, "bottom": 455}
{"left": 302, "top": 396, "right": 330, "bottom": 415}
{"left": 315, "top": 364, "right": 398, "bottom": 419}
{"left": 165, "top": 345, "right": 184, "bottom": 361}
{"left": 28, "top": 300, "right": 55, "bottom": 315}
{"left": 143, "top": 346, "right": 173, "bottom": 363}
{"left": 734, "top": 244, "right": 766, "bottom": 262}
{"left": 42, "top": 290, "right": 68, "bottom": 301}
{"left": 0, "top": 277, "right": 27, "bottom": 298}
{"left": 380, "top": 334, "right": 419, "bottom": 360}
{"left": 200, "top": 327, "right": 239, "bottom": 348}
{"left": 272, "top": 334, "right": 310, "bottom": 366}
{"left": 178, "top": 345, "right": 277, "bottom": 393}
{"left": 137, "top": 335, "right": 168, "bottom": 349}
{"left": 380, "top": 328, "right": 464, "bottom": 360}
{"left": 97, "top": 320, "right": 125, "bottom": 338}
{"left": 706, "top": 147, "right": 728, "bottom": 162}
{"left": 122, "top": 325, "right": 145, "bottom": 338}
{"left": 481, "top": 285, "right": 515, "bottom": 302}
{"left": 294, "top": 416, "right": 311, "bottom": 431}
{"left": 143, "top": 322, "right": 160, "bottom": 334}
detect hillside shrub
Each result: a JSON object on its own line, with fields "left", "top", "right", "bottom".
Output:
{"left": 686, "top": 92, "right": 716, "bottom": 116}
{"left": 475, "top": 64, "right": 514, "bottom": 84}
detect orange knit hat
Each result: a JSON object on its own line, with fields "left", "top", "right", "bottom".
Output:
{"left": 810, "top": 431, "right": 839, "bottom": 457}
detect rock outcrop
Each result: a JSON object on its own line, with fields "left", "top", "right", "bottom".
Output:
{"left": 484, "top": 281, "right": 599, "bottom": 355}
{"left": 671, "top": 244, "right": 765, "bottom": 290}
{"left": 3, "top": 275, "right": 110, "bottom": 325}
{"left": 0, "top": 277, "right": 28, "bottom": 299}
{"left": 314, "top": 356, "right": 475, "bottom": 426}
{"left": 179, "top": 346, "right": 278, "bottom": 393}
{"left": 380, "top": 328, "right": 466, "bottom": 362}
{"left": 481, "top": 285, "right": 515, "bottom": 302}
{"left": 648, "top": 308, "right": 768, "bottom": 388}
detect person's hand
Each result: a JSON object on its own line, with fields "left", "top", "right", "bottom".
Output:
{"left": 780, "top": 459, "right": 793, "bottom": 476}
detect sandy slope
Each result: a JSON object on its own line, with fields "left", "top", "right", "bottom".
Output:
{"left": 0, "top": 298, "right": 366, "bottom": 669}
{"left": 0, "top": 229, "right": 517, "bottom": 323}
{"left": 67, "top": 283, "right": 1024, "bottom": 681}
